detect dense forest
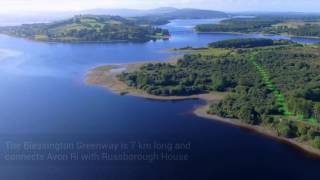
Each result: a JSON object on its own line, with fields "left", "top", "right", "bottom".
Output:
{"left": 195, "top": 16, "right": 320, "bottom": 38}
{"left": 209, "top": 38, "right": 294, "bottom": 48}
{"left": 118, "top": 39, "right": 320, "bottom": 149}
{"left": 196, "top": 17, "right": 281, "bottom": 33}
{"left": 0, "top": 15, "right": 170, "bottom": 42}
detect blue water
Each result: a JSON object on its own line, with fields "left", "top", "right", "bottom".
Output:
{"left": 0, "top": 19, "right": 320, "bottom": 180}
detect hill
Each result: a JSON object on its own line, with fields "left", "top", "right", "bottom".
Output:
{"left": 159, "top": 8, "right": 228, "bottom": 19}
{"left": 136, "top": 8, "right": 228, "bottom": 25}
{"left": 81, "top": 8, "right": 228, "bottom": 26}
{"left": 82, "top": 7, "right": 227, "bottom": 19}
{"left": 0, "top": 8, "right": 228, "bottom": 27}
{"left": 81, "top": 7, "right": 178, "bottom": 17}
{"left": 0, "top": 15, "right": 170, "bottom": 42}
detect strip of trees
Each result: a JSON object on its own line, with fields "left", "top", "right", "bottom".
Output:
{"left": 195, "top": 16, "right": 320, "bottom": 38}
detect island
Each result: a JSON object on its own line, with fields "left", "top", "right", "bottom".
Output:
{"left": 0, "top": 15, "right": 170, "bottom": 42}
{"left": 87, "top": 38, "right": 320, "bottom": 156}
{"left": 195, "top": 16, "right": 320, "bottom": 38}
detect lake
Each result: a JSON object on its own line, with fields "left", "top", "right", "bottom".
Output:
{"left": 0, "top": 19, "right": 320, "bottom": 180}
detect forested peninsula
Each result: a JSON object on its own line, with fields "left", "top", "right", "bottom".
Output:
{"left": 0, "top": 15, "right": 170, "bottom": 42}
{"left": 88, "top": 38, "right": 320, "bottom": 154}
{"left": 196, "top": 16, "right": 320, "bottom": 38}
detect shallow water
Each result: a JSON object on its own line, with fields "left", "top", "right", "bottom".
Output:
{"left": 0, "top": 19, "right": 320, "bottom": 180}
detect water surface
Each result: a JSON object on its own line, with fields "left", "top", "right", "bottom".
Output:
{"left": 0, "top": 19, "right": 320, "bottom": 180}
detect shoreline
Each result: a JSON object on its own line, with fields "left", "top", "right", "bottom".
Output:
{"left": 195, "top": 31, "right": 320, "bottom": 40}
{"left": 86, "top": 62, "right": 320, "bottom": 158}
{"left": 0, "top": 33, "right": 169, "bottom": 44}
{"left": 86, "top": 62, "right": 225, "bottom": 101}
{"left": 194, "top": 104, "right": 320, "bottom": 158}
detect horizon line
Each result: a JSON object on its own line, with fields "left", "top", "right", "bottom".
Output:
{"left": 0, "top": 7, "right": 320, "bottom": 16}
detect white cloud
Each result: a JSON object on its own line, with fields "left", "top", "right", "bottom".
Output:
{"left": 0, "top": 0, "right": 319, "bottom": 14}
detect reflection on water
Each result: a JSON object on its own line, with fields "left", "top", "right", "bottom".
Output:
{"left": 0, "top": 48, "right": 22, "bottom": 60}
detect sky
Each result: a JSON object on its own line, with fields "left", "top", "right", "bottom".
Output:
{"left": 0, "top": 0, "right": 319, "bottom": 14}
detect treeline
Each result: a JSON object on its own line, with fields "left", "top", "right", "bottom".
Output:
{"left": 195, "top": 16, "right": 320, "bottom": 38}
{"left": 272, "top": 24, "right": 320, "bottom": 37}
{"left": 118, "top": 40, "right": 320, "bottom": 148}
{"left": 0, "top": 15, "right": 170, "bottom": 42}
{"left": 195, "top": 17, "right": 280, "bottom": 33}
{"left": 209, "top": 38, "right": 294, "bottom": 48}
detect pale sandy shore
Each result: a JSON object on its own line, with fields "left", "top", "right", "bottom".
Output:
{"left": 86, "top": 62, "right": 225, "bottom": 101}
{"left": 86, "top": 62, "right": 320, "bottom": 158}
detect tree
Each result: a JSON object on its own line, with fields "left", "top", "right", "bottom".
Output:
{"left": 307, "top": 127, "right": 318, "bottom": 139}
{"left": 276, "top": 121, "right": 296, "bottom": 138}
{"left": 287, "top": 97, "right": 313, "bottom": 118}
{"left": 238, "top": 105, "right": 260, "bottom": 125}
{"left": 314, "top": 103, "right": 320, "bottom": 122}
{"left": 212, "top": 74, "right": 229, "bottom": 91}
{"left": 313, "top": 136, "right": 320, "bottom": 149}
{"left": 296, "top": 123, "right": 308, "bottom": 137}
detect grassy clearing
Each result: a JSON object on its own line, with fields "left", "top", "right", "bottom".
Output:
{"left": 273, "top": 21, "right": 320, "bottom": 28}
{"left": 273, "top": 21, "right": 306, "bottom": 28}
{"left": 94, "top": 65, "right": 117, "bottom": 71}
{"left": 175, "top": 47, "right": 232, "bottom": 57}
{"left": 34, "top": 35, "right": 49, "bottom": 41}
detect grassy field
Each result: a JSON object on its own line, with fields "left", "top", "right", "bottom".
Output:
{"left": 175, "top": 47, "right": 232, "bottom": 57}
{"left": 273, "top": 21, "right": 320, "bottom": 28}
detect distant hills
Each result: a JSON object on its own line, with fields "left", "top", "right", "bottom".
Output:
{"left": 133, "top": 8, "right": 228, "bottom": 25}
{"left": 81, "top": 7, "right": 179, "bottom": 17}
{"left": 0, "top": 7, "right": 228, "bottom": 26}
{"left": 144, "top": 8, "right": 228, "bottom": 19}
{"left": 80, "top": 7, "right": 228, "bottom": 18}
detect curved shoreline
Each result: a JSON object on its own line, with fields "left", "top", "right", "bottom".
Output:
{"left": 86, "top": 63, "right": 225, "bottom": 101}
{"left": 194, "top": 104, "right": 320, "bottom": 158}
{"left": 195, "top": 31, "right": 320, "bottom": 40}
{"left": 86, "top": 63, "right": 320, "bottom": 158}
{"left": 0, "top": 34, "right": 170, "bottom": 44}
